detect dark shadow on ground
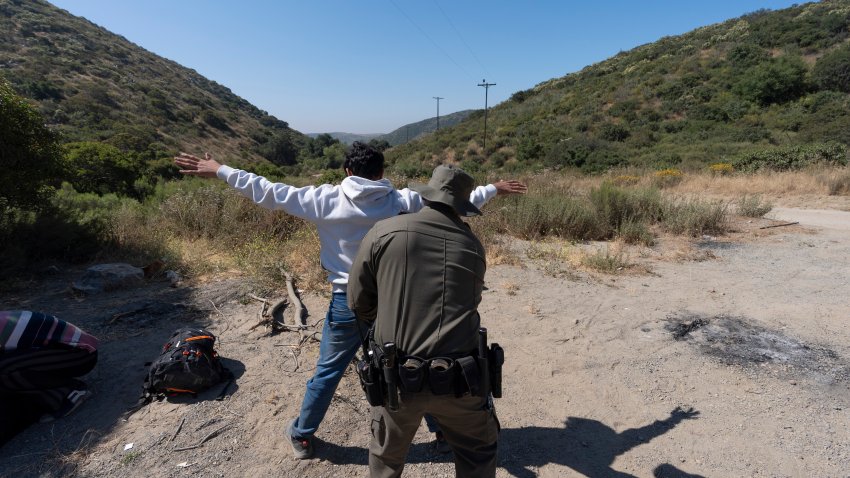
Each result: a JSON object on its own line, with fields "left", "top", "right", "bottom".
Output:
{"left": 498, "top": 407, "right": 700, "bottom": 478}
{"left": 0, "top": 268, "right": 251, "bottom": 476}
{"left": 653, "top": 463, "right": 708, "bottom": 478}
{"left": 317, "top": 441, "right": 368, "bottom": 465}
{"left": 321, "top": 407, "right": 700, "bottom": 476}
{"left": 319, "top": 433, "right": 452, "bottom": 466}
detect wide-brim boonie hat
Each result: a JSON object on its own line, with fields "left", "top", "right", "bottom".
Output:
{"left": 409, "top": 164, "right": 482, "bottom": 217}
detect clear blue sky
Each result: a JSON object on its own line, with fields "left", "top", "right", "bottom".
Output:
{"left": 51, "top": 0, "right": 804, "bottom": 134}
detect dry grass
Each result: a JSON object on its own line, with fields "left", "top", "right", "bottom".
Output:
{"left": 511, "top": 165, "right": 850, "bottom": 199}
{"left": 669, "top": 167, "right": 850, "bottom": 197}
{"left": 501, "top": 281, "right": 520, "bottom": 296}
{"left": 44, "top": 165, "right": 847, "bottom": 290}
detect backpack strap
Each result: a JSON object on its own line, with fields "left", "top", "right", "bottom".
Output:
{"left": 215, "top": 367, "right": 235, "bottom": 401}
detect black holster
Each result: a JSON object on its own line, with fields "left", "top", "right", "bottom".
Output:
{"left": 358, "top": 328, "right": 505, "bottom": 404}
{"left": 356, "top": 329, "right": 384, "bottom": 407}
{"left": 488, "top": 343, "right": 504, "bottom": 398}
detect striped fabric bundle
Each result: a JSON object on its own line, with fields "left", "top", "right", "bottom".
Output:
{"left": 0, "top": 311, "right": 98, "bottom": 353}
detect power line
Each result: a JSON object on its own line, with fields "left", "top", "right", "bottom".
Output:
{"left": 388, "top": 0, "right": 474, "bottom": 81}
{"left": 478, "top": 79, "right": 495, "bottom": 151}
{"left": 431, "top": 0, "right": 490, "bottom": 78}
{"left": 433, "top": 96, "right": 444, "bottom": 131}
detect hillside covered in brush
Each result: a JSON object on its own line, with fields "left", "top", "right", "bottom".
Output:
{"left": 311, "top": 109, "right": 474, "bottom": 147}
{"left": 0, "top": 0, "right": 317, "bottom": 169}
{"left": 388, "top": 1, "right": 850, "bottom": 176}
{"left": 380, "top": 109, "right": 475, "bottom": 147}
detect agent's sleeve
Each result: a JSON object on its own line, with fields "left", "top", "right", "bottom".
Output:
{"left": 348, "top": 227, "right": 379, "bottom": 324}
{"left": 217, "top": 165, "right": 331, "bottom": 220}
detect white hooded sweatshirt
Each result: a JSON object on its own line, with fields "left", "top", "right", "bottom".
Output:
{"left": 217, "top": 165, "right": 497, "bottom": 292}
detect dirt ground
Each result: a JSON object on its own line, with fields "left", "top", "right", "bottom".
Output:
{"left": 1, "top": 199, "right": 849, "bottom": 478}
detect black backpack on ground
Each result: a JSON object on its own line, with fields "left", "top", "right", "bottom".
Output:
{"left": 126, "top": 327, "right": 232, "bottom": 416}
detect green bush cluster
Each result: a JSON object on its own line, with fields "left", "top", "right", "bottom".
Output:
{"left": 662, "top": 199, "right": 727, "bottom": 236}
{"left": 475, "top": 181, "right": 722, "bottom": 246}
{"left": 385, "top": 2, "right": 850, "bottom": 176}
{"left": 732, "top": 143, "right": 848, "bottom": 172}
{"left": 0, "top": 78, "right": 64, "bottom": 213}
{"left": 812, "top": 43, "right": 850, "bottom": 93}
{"left": 736, "top": 195, "right": 773, "bottom": 218}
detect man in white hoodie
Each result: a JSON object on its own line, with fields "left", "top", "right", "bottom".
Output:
{"left": 175, "top": 142, "right": 526, "bottom": 459}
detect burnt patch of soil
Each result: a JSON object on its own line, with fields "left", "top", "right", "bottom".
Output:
{"left": 666, "top": 313, "right": 849, "bottom": 385}
{"left": 668, "top": 318, "right": 709, "bottom": 340}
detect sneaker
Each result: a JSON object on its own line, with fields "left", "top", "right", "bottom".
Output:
{"left": 434, "top": 431, "right": 452, "bottom": 454}
{"left": 40, "top": 388, "right": 91, "bottom": 423}
{"left": 285, "top": 418, "right": 314, "bottom": 459}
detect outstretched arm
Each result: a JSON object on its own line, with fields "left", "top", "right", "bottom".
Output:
{"left": 467, "top": 178, "right": 528, "bottom": 210}
{"left": 174, "top": 152, "right": 222, "bottom": 178}
{"left": 493, "top": 179, "right": 527, "bottom": 196}
{"left": 174, "top": 151, "right": 331, "bottom": 219}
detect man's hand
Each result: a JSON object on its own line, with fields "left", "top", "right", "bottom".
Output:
{"left": 493, "top": 179, "right": 528, "bottom": 196}
{"left": 174, "top": 152, "right": 222, "bottom": 178}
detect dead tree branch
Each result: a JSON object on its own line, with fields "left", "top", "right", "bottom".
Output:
{"left": 172, "top": 424, "right": 231, "bottom": 452}
{"left": 759, "top": 221, "right": 799, "bottom": 229}
{"left": 279, "top": 266, "right": 307, "bottom": 341}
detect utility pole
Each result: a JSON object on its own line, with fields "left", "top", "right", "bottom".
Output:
{"left": 477, "top": 79, "right": 495, "bottom": 151}
{"left": 433, "top": 96, "right": 444, "bottom": 131}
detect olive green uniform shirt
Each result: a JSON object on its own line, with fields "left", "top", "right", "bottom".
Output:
{"left": 348, "top": 204, "right": 486, "bottom": 358}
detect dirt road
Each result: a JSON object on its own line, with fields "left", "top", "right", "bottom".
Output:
{"left": 771, "top": 207, "right": 850, "bottom": 230}
{"left": 1, "top": 207, "right": 848, "bottom": 477}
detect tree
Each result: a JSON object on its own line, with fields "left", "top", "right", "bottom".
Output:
{"left": 812, "top": 44, "right": 850, "bottom": 93}
{"left": 367, "top": 138, "right": 391, "bottom": 152}
{"left": 0, "top": 79, "right": 64, "bottom": 213}
{"left": 323, "top": 143, "right": 346, "bottom": 169}
{"left": 261, "top": 131, "right": 299, "bottom": 166}
{"left": 735, "top": 56, "right": 808, "bottom": 105}
{"left": 63, "top": 141, "right": 141, "bottom": 197}
{"left": 306, "top": 133, "right": 340, "bottom": 157}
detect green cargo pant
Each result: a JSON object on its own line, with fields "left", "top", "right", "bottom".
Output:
{"left": 369, "top": 391, "right": 499, "bottom": 478}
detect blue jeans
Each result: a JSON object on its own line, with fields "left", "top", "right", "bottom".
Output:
{"left": 292, "top": 292, "right": 366, "bottom": 439}
{"left": 291, "top": 292, "right": 443, "bottom": 439}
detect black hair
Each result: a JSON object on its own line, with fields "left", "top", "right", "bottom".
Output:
{"left": 343, "top": 141, "right": 384, "bottom": 179}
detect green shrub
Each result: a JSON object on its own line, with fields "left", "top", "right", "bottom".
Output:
{"left": 736, "top": 194, "right": 773, "bottom": 217}
{"left": 732, "top": 143, "right": 847, "bottom": 172}
{"left": 589, "top": 182, "right": 663, "bottom": 232}
{"left": 812, "top": 43, "right": 850, "bottom": 93}
{"left": 728, "top": 43, "right": 769, "bottom": 68}
{"left": 157, "top": 183, "right": 303, "bottom": 244}
{"left": 0, "top": 78, "right": 64, "bottom": 214}
{"left": 734, "top": 56, "right": 808, "bottom": 106}
{"left": 200, "top": 110, "right": 229, "bottom": 131}
{"left": 63, "top": 141, "right": 142, "bottom": 197}
{"left": 499, "top": 193, "right": 603, "bottom": 241}
{"left": 599, "top": 123, "right": 631, "bottom": 142}
{"left": 581, "top": 247, "right": 630, "bottom": 273}
{"left": 617, "top": 219, "right": 654, "bottom": 246}
{"left": 662, "top": 198, "right": 727, "bottom": 236}
{"left": 317, "top": 169, "right": 345, "bottom": 185}
{"left": 510, "top": 89, "right": 535, "bottom": 103}
{"left": 0, "top": 185, "right": 119, "bottom": 268}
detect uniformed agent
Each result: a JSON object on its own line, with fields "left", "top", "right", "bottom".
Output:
{"left": 348, "top": 164, "right": 499, "bottom": 478}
